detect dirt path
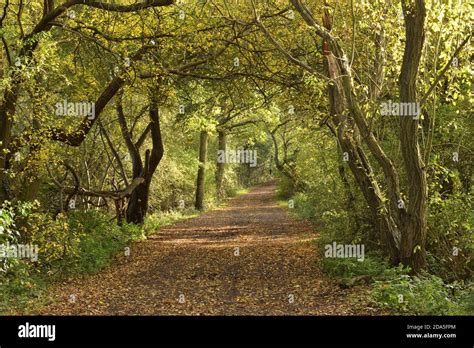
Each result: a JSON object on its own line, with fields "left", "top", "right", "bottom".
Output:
{"left": 34, "top": 183, "right": 381, "bottom": 315}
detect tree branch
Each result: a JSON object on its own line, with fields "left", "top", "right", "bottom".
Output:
{"left": 420, "top": 33, "right": 471, "bottom": 106}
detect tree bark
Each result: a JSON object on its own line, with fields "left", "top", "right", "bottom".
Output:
{"left": 398, "top": 0, "right": 428, "bottom": 272}
{"left": 317, "top": 1, "right": 401, "bottom": 263}
{"left": 215, "top": 130, "right": 226, "bottom": 201}
{"left": 288, "top": 0, "right": 429, "bottom": 271}
{"left": 117, "top": 90, "right": 164, "bottom": 224}
{"left": 195, "top": 131, "right": 208, "bottom": 211}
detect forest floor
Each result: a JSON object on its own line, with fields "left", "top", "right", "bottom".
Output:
{"left": 31, "top": 182, "right": 384, "bottom": 315}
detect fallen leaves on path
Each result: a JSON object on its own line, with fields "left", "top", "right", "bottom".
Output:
{"left": 31, "top": 183, "right": 384, "bottom": 315}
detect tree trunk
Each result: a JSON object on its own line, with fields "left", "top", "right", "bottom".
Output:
{"left": 318, "top": 2, "right": 401, "bottom": 263}
{"left": 215, "top": 130, "right": 226, "bottom": 201}
{"left": 195, "top": 131, "right": 208, "bottom": 211}
{"left": 117, "top": 90, "right": 164, "bottom": 225}
{"left": 126, "top": 173, "right": 150, "bottom": 224}
{"left": 338, "top": 133, "right": 401, "bottom": 264}
{"left": 398, "top": 0, "right": 428, "bottom": 273}
{"left": 0, "top": 82, "right": 22, "bottom": 202}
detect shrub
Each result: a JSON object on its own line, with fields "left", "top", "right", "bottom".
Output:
{"left": 427, "top": 191, "right": 473, "bottom": 281}
{"left": 321, "top": 256, "right": 393, "bottom": 279}
{"left": 276, "top": 174, "right": 296, "bottom": 199}
{"left": 59, "top": 210, "right": 143, "bottom": 276}
{"left": 0, "top": 201, "right": 44, "bottom": 314}
{"left": 372, "top": 273, "right": 473, "bottom": 315}
{"left": 143, "top": 210, "right": 197, "bottom": 236}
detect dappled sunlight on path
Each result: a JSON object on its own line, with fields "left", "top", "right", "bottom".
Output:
{"left": 32, "top": 183, "right": 383, "bottom": 315}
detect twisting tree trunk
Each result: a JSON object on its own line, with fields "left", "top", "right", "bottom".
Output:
{"left": 195, "top": 130, "right": 208, "bottom": 211}
{"left": 117, "top": 89, "right": 164, "bottom": 224}
{"left": 318, "top": 3, "right": 401, "bottom": 263}
{"left": 270, "top": 123, "right": 298, "bottom": 185}
{"left": 286, "top": 0, "right": 428, "bottom": 272}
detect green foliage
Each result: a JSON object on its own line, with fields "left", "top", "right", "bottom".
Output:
{"left": 0, "top": 207, "right": 196, "bottom": 314}
{"left": 426, "top": 186, "right": 473, "bottom": 281}
{"left": 0, "top": 202, "right": 19, "bottom": 250}
{"left": 290, "top": 189, "right": 373, "bottom": 248}
{"left": 289, "top": 192, "right": 318, "bottom": 221}
{"left": 143, "top": 210, "right": 197, "bottom": 237}
{"left": 231, "top": 188, "right": 250, "bottom": 196}
{"left": 0, "top": 0, "right": 472, "bottom": 317}
{"left": 373, "top": 273, "right": 473, "bottom": 315}
{"left": 0, "top": 260, "right": 44, "bottom": 315}
{"left": 58, "top": 211, "right": 141, "bottom": 275}
{"left": 316, "top": 247, "right": 473, "bottom": 316}
{"left": 321, "top": 256, "right": 396, "bottom": 279}
{"left": 0, "top": 201, "right": 44, "bottom": 314}
{"left": 0, "top": 201, "right": 38, "bottom": 273}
